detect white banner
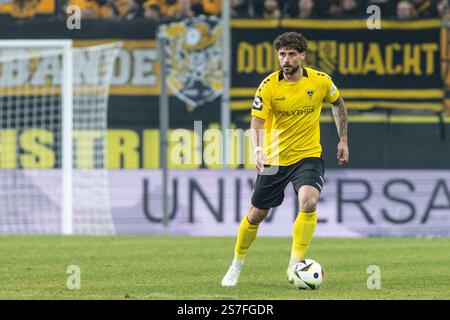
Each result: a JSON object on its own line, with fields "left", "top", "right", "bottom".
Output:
{"left": 109, "top": 169, "right": 450, "bottom": 237}
{"left": 0, "top": 169, "right": 448, "bottom": 236}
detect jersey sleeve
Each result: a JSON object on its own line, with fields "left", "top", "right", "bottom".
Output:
{"left": 323, "top": 74, "right": 340, "bottom": 104}
{"left": 251, "top": 78, "right": 272, "bottom": 120}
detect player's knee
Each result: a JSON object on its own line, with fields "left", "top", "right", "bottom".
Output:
{"left": 299, "top": 198, "right": 318, "bottom": 213}
{"left": 248, "top": 205, "right": 269, "bottom": 224}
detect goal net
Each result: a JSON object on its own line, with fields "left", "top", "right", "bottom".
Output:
{"left": 0, "top": 40, "right": 121, "bottom": 235}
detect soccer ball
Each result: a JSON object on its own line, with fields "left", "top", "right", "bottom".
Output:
{"left": 291, "top": 259, "right": 324, "bottom": 290}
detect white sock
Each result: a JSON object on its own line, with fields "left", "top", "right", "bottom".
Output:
{"left": 232, "top": 258, "right": 244, "bottom": 268}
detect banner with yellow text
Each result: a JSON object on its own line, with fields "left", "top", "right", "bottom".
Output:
{"left": 230, "top": 19, "right": 443, "bottom": 112}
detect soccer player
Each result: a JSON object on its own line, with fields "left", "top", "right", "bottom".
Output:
{"left": 221, "top": 32, "right": 349, "bottom": 286}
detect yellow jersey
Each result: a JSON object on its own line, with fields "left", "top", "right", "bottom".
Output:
{"left": 251, "top": 67, "right": 340, "bottom": 166}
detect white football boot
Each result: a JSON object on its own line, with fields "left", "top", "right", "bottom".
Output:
{"left": 221, "top": 260, "right": 243, "bottom": 287}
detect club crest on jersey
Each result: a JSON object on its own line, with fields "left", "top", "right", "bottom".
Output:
{"left": 158, "top": 16, "right": 223, "bottom": 109}
{"left": 306, "top": 89, "right": 315, "bottom": 100}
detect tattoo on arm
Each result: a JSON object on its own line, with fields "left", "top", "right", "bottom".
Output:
{"left": 331, "top": 96, "right": 348, "bottom": 140}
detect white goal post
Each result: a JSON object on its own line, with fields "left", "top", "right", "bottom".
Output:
{"left": 0, "top": 39, "right": 121, "bottom": 235}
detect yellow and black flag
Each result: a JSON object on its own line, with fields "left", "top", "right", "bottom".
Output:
{"left": 0, "top": 0, "right": 54, "bottom": 18}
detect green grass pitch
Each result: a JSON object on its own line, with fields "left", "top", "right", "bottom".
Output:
{"left": 0, "top": 236, "right": 449, "bottom": 300}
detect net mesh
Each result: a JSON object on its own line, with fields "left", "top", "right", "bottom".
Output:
{"left": 0, "top": 42, "right": 121, "bottom": 234}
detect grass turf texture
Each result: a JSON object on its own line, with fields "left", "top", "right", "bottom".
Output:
{"left": 0, "top": 236, "right": 449, "bottom": 300}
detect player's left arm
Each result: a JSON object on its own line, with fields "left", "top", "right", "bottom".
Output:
{"left": 323, "top": 74, "right": 349, "bottom": 166}
{"left": 331, "top": 95, "right": 349, "bottom": 165}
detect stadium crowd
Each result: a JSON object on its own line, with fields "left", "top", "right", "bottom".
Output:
{"left": 0, "top": 0, "right": 448, "bottom": 20}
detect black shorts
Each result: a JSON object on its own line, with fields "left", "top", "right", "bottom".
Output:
{"left": 251, "top": 157, "right": 325, "bottom": 210}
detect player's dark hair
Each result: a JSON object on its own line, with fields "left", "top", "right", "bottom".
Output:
{"left": 273, "top": 32, "right": 308, "bottom": 53}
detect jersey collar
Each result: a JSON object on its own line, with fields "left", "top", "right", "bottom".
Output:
{"left": 278, "top": 67, "right": 309, "bottom": 82}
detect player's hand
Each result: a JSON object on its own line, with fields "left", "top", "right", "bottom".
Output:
{"left": 255, "top": 150, "right": 267, "bottom": 174}
{"left": 337, "top": 141, "right": 349, "bottom": 166}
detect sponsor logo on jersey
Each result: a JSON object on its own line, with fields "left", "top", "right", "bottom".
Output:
{"left": 274, "top": 107, "right": 315, "bottom": 117}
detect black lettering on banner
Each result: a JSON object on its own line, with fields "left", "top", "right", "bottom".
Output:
{"left": 381, "top": 179, "right": 416, "bottom": 224}
{"left": 294, "top": 194, "right": 299, "bottom": 220}
{"left": 235, "top": 178, "right": 241, "bottom": 222}
{"left": 143, "top": 178, "right": 178, "bottom": 223}
{"left": 421, "top": 179, "right": 450, "bottom": 224}
{"left": 337, "top": 179, "right": 374, "bottom": 224}
{"left": 265, "top": 206, "right": 276, "bottom": 222}
{"left": 235, "top": 178, "right": 258, "bottom": 222}
{"left": 248, "top": 178, "right": 255, "bottom": 190}
{"left": 189, "top": 178, "right": 224, "bottom": 223}
{"left": 317, "top": 196, "right": 328, "bottom": 223}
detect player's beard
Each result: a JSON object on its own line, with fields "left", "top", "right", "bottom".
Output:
{"left": 283, "top": 65, "right": 300, "bottom": 76}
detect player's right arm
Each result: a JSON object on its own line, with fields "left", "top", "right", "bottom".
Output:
{"left": 250, "top": 116, "right": 267, "bottom": 174}
{"left": 250, "top": 78, "right": 272, "bottom": 174}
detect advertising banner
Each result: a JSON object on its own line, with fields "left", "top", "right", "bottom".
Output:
{"left": 230, "top": 19, "right": 443, "bottom": 112}
{"left": 0, "top": 169, "right": 448, "bottom": 236}
{"left": 109, "top": 169, "right": 450, "bottom": 237}
{"left": 0, "top": 18, "right": 443, "bottom": 112}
